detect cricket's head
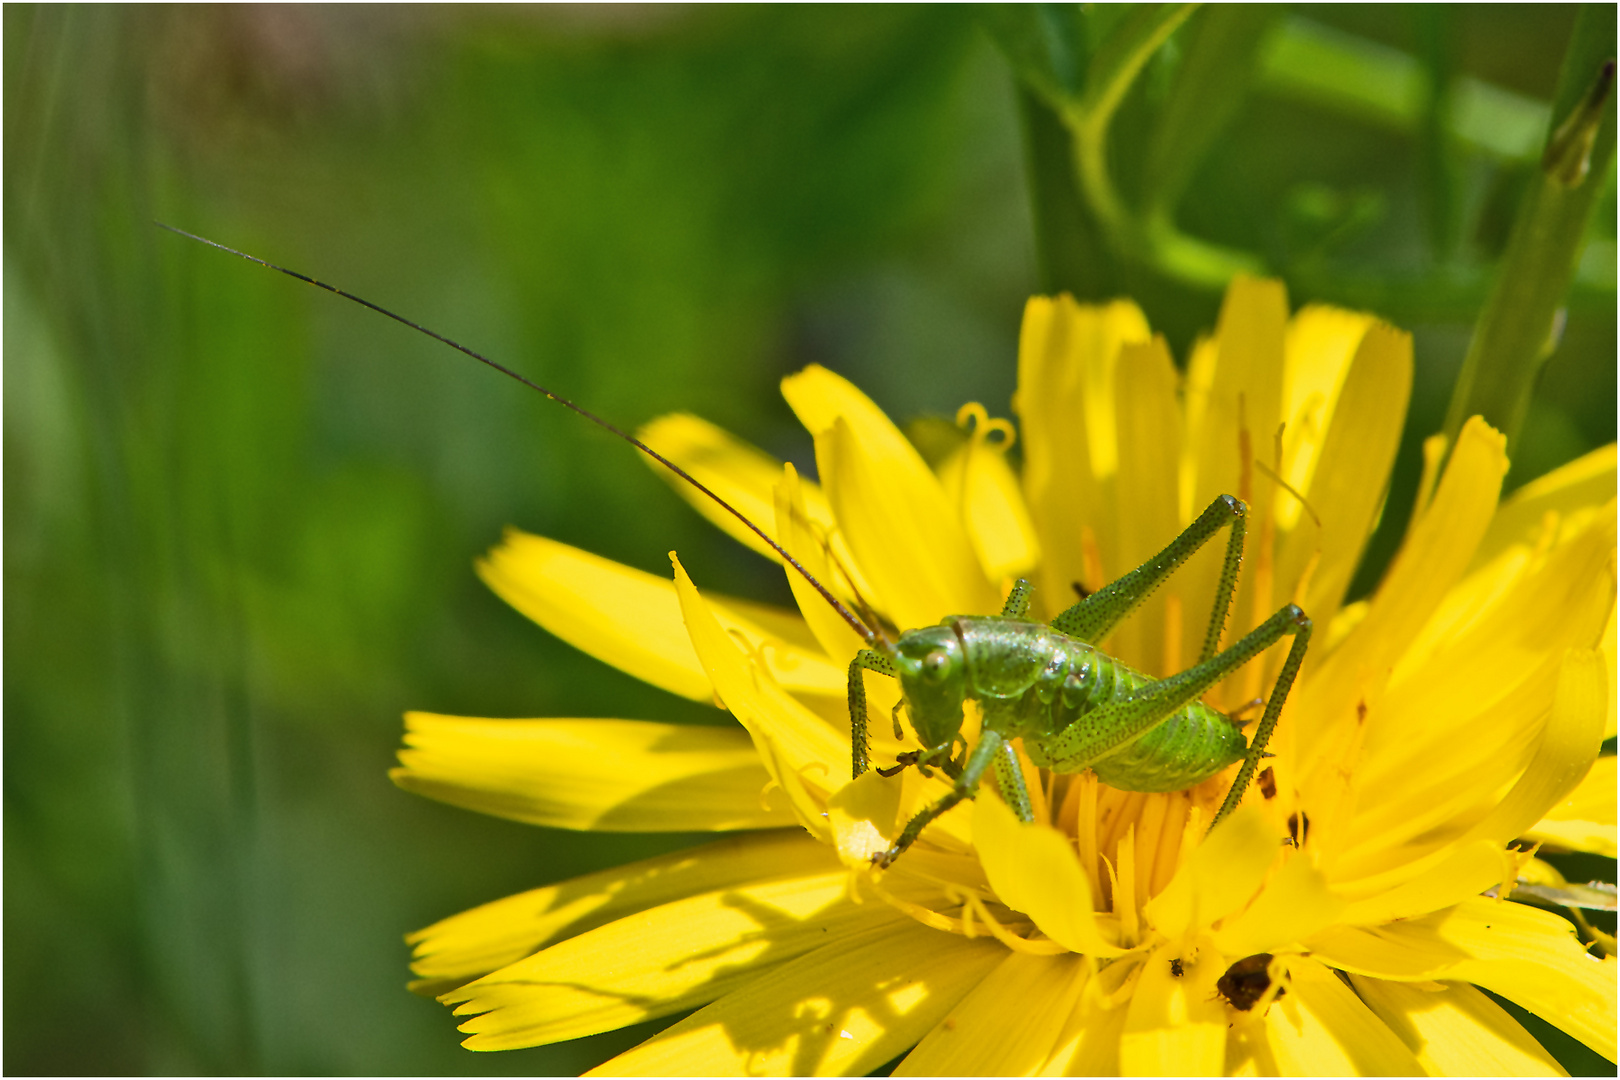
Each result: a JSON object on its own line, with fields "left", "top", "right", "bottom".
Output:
{"left": 891, "top": 625, "right": 966, "bottom": 751}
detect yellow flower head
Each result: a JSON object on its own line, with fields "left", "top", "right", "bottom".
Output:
{"left": 394, "top": 277, "right": 1617, "bottom": 1075}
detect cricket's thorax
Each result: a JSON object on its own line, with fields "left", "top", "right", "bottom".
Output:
{"left": 945, "top": 616, "right": 1247, "bottom": 793}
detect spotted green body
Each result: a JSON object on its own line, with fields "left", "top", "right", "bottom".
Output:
{"left": 851, "top": 494, "right": 1313, "bottom": 866}
{"left": 932, "top": 616, "right": 1247, "bottom": 792}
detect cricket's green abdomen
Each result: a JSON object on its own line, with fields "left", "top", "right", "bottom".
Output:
{"left": 1086, "top": 696, "right": 1247, "bottom": 791}
{"left": 1016, "top": 644, "right": 1247, "bottom": 792}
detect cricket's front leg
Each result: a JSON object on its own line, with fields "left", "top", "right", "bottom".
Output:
{"left": 991, "top": 738, "right": 1035, "bottom": 823}
{"left": 876, "top": 727, "right": 1008, "bottom": 868}
{"left": 847, "top": 649, "right": 896, "bottom": 779}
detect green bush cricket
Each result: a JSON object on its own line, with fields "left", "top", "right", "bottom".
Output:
{"left": 161, "top": 225, "right": 1312, "bottom": 869}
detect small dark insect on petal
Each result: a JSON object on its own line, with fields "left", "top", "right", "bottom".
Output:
{"left": 1257, "top": 766, "right": 1278, "bottom": 800}
{"left": 1071, "top": 581, "right": 1092, "bottom": 600}
{"left": 1287, "top": 810, "right": 1310, "bottom": 847}
{"left": 1169, "top": 957, "right": 1185, "bottom": 977}
{"left": 1217, "top": 953, "right": 1282, "bottom": 1011}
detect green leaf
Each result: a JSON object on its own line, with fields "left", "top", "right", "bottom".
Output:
{"left": 979, "top": 4, "right": 1088, "bottom": 111}
{"left": 1142, "top": 5, "right": 1277, "bottom": 219}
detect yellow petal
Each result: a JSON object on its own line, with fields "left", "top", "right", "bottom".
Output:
{"left": 1119, "top": 942, "right": 1227, "bottom": 1075}
{"left": 1466, "top": 647, "right": 1609, "bottom": 843}
{"left": 1179, "top": 277, "right": 1288, "bottom": 672}
{"left": 935, "top": 408, "right": 1041, "bottom": 585}
{"left": 1605, "top": 605, "right": 1617, "bottom": 741}
{"left": 406, "top": 831, "right": 830, "bottom": 994}
{"left": 1108, "top": 336, "right": 1183, "bottom": 675}
{"left": 1335, "top": 646, "right": 1610, "bottom": 912}
{"left": 826, "top": 769, "right": 904, "bottom": 867}
{"left": 1349, "top": 975, "right": 1565, "bottom": 1075}
{"left": 1274, "top": 320, "right": 1412, "bottom": 637}
{"left": 1144, "top": 803, "right": 1276, "bottom": 946}
{"left": 1041, "top": 960, "right": 1132, "bottom": 1075}
{"left": 673, "top": 553, "right": 846, "bottom": 832}
{"left": 1296, "top": 416, "right": 1508, "bottom": 789}
{"left": 1243, "top": 956, "right": 1424, "bottom": 1075}
{"left": 1345, "top": 501, "right": 1614, "bottom": 858}
{"left": 775, "top": 461, "right": 870, "bottom": 664}
{"left": 1475, "top": 442, "right": 1617, "bottom": 570}
{"left": 1386, "top": 493, "right": 1613, "bottom": 698}
{"left": 1339, "top": 657, "right": 1559, "bottom": 865}
{"left": 392, "top": 714, "right": 795, "bottom": 832}
{"left": 480, "top": 530, "right": 710, "bottom": 700}
{"left": 1335, "top": 839, "right": 1512, "bottom": 925}
{"left": 713, "top": 593, "right": 824, "bottom": 652}
{"left": 446, "top": 860, "right": 908, "bottom": 1050}
{"left": 588, "top": 918, "right": 1005, "bottom": 1077}
{"left": 1212, "top": 850, "right": 1347, "bottom": 959}
{"left": 824, "top": 740, "right": 979, "bottom": 862}
{"left": 1528, "top": 813, "right": 1619, "bottom": 861}
{"left": 637, "top": 411, "right": 818, "bottom": 564}
{"left": 780, "top": 363, "right": 916, "bottom": 464}
{"left": 896, "top": 951, "right": 1089, "bottom": 1076}
{"left": 1334, "top": 660, "right": 1561, "bottom": 880}
{"left": 1277, "top": 306, "right": 1376, "bottom": 529}
{"left": 639, "top": 412, "right": 882, "bottom": 647}
{"left": 1307, "top": 895, "right": 1617, "bottom": 1061}
{"left": 1014, "top": 295, "right": 1152, "bottom": 619}
{"left": 479, "top": 530, "right": 843, "bottom": 702}
{"left": 1525, "top": 754, "right": 1618, "bottom": 857}
{"left": 781, "top": 364, "right": 996, "bottom": 627}
{"left": 1178, "top": 334, "right": 1219, "bottom": 526}
{"left": 973, "top": 793, "right": 1124, "bottom": 956}
{"left": 819, "top": 412, "right": 997, "bottom": 629}
{"left": 1013, "top": 294, "right": 1152, "bottom": 483}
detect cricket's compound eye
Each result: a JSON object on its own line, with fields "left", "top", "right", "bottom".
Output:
{"left": 922, "top": 649, "right": 954, "bottom": 684}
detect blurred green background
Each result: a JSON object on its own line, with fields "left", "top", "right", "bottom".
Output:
{"left": 4, "top": 5, "right": 1613, "bottom": 1075}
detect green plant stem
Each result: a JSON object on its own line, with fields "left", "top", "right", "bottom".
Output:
{"left": 1067, "top": 3, "right": 1196, "bottom": 246}
{"left": 1441, "top": 4, "right": 1617, "bottom": 456}
{"left": 1067, "top": 4, "right": 1264, "bottom": 288}
{"left": 1019, "top": 86, "right": 1117, "bottom": 300}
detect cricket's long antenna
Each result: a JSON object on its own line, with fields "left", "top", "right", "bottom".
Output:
{"left": 159, "top": 223, "right": 878, "bottom": 646}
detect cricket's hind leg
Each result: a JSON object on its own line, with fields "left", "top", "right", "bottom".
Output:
{"left": 1000, "top": 578, "right": 1035, "bottom": 618}
{"left": 1212, "top": 609, "right": 1311, "bottom": 825}
{"left": 1052, "top": 495, "right": 1246, "bottom": 665}
{"left": 1037, "top": 604, "right": 1312, "bottom": 826}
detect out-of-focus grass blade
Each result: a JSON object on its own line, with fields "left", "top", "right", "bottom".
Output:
{"left": 1260, "top": 14, "right": 1551, "bottom": 161}
{"left": 1441, "top": 4, "right": 1617, "bottom": 461}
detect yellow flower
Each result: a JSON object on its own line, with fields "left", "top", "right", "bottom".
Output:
{"left": 393, "top": 277, "right": 1617, "bottom": 1075}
